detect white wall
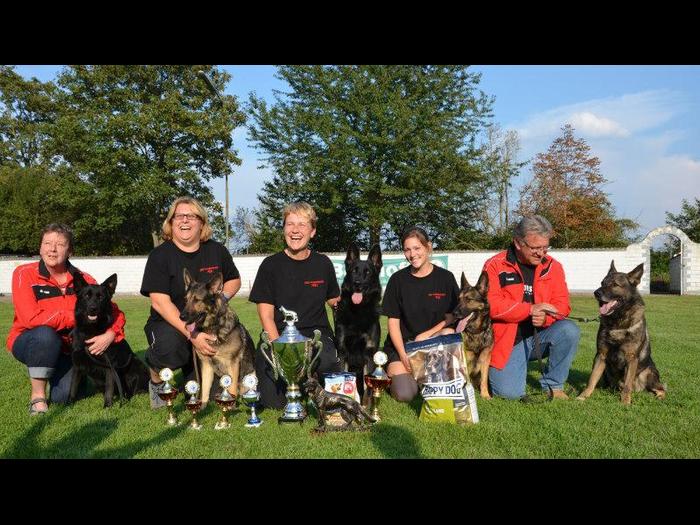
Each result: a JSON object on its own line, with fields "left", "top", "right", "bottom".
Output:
{"left": 2, "top": 245, "right": 690, "bottom": 296}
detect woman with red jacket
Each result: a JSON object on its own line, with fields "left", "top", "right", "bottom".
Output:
{"left": 483, "top": 216, "right": 580, "bottom": 400}
{"left": 7, "top": 224, "right": 127, "bottom": 415}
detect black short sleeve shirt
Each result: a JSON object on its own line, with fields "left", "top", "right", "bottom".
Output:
{"left": 140, "top": 240, "right": 239, "bottom": 323}
{"left": 381, "top": 265, "right": 459, "bottom": 351}
{"left": 249, "top": 251, "right": 340, "bottom": 337}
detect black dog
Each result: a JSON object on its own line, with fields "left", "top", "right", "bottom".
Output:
{"left": 304, "top": 378, "right": 375, "bottom": 431}
{"left": 577, "top": 261, "right": 666, "bottom": 405}
{"left": 335, "top": 243, "right": 382, "bottom": 398}
{"left": 69, "top": 272, "right": 149, "bottom": 407}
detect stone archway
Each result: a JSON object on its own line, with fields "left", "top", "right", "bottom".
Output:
{"left": 635, "top": 226, "right": 699, "bottom": 295}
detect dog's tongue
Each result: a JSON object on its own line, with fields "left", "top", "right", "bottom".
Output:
{"left": 599, "top": 300, "right": 618, "bottom": 316}
{"left": 186, "top": 322, "right": 197, "bottom": 332}
{"left": 455, "top": 312, "right": 474, "bottom": 334}
{"left": 351, "top": 292, "right": 363, "bottom": 305}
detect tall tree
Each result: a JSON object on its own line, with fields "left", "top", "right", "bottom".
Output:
{"left": 247, "top": 65, "right": 493, "bottom": 251}
{"left": 518, "top": 124, "right": 637, "bottom": 248}
{"left": 665, "top": 197, "right": 700, "bottom": 243}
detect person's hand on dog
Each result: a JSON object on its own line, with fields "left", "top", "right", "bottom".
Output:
{"left": 86, "top": 330, "right": 116, "bottom": 355}
{"left": 191, "top": 332, "right": 218, "bottom": 357}
{"left": 399, "top": 352, "right": 413, "bottom": 374}
{"left": 530, "top": 303, "right": 558, "bottom": 327}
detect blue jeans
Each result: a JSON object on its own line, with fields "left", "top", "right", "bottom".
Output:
{"left": 488, "top": 320, "right": 580, "bottom": 400}
{"left": 12, "top": 326, "right": 86, "bottom": 403}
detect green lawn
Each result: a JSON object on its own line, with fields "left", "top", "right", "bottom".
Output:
{"left": 1, "top": 294, "right": 698, "bottom": 458}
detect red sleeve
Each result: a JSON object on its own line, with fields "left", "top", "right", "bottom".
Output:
{"left": 484, "top": 260, "right": 531, "bottom": 323}
{"left": 543, "top": 262, "right": 571, "bottom": 328}
{"left": 12, "top": 265, "right": 75, "bottom": 332}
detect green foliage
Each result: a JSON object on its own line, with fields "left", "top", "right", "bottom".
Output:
{"left": 666, "top": 197, "right": 700, "bottom": 243}
{"left": 1, "top": 295, "right": 699, "bottom": 458}
{"left": 247, "top": 65, "right": 494, "bottom": 251}
{"left": 0, "top": 65, "right": 245, "bottom": 255}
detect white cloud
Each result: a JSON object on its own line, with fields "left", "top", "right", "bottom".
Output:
{"left": 569, "top": 112, "right": 629, "bottom": 137}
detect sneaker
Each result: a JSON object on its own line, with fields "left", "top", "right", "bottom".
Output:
{"left": 149, "top": 380, "right": 167, "bottom": 409}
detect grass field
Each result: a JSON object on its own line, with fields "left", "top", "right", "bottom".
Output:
{"left": 1, "top": 294, "right": 698, "bottom": 459}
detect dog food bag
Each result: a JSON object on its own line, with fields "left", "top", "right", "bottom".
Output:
{"left": 323, "top": 373, "right": 361, "bottom": 403}
{"left": 405, "top": 333, "right": 479, "bottom": 425}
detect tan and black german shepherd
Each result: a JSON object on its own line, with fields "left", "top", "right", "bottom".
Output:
{"left": 449, "top": 271, "right": 494, "bottom": 399}
{"left": 577, "top": 261, "right": 666, "bottom": 405}
{"left": 180, "top": 269, "right": 255, "bottom": 404}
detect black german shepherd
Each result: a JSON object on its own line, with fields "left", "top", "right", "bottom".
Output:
{"left": 448, "top": 271, "right": 494, "bottom": 399}
{"left": 70, "top": 272, "right": 149, "bottom": 407}
{"left": 335, "top": 243, "right": 382, "bottom": 398}
{"left": 577, "top": 260, "right": 666, "bottom": 405}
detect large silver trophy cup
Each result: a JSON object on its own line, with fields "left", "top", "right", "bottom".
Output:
{"left": 260, "top": 307, "right": 322, "bottom": 424}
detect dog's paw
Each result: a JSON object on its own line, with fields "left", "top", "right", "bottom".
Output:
{"left": 576, "top": 393, "right": 588, "bottom": 401}
{"left": 480, "top": 390, "right": 492, "bottom": 400}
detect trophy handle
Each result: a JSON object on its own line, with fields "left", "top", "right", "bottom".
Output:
{"left": 306, "top": 329, "right": 323, "bottom": 379}
{"left": 260, "top": 332, "right": 281, "bottom": 382}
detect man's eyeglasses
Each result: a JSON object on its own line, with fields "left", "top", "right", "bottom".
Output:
{"left": 173, "top": 213, "right": 201, "bottom": 222}
{"left": 519, "top": 238, "right": 550, "bottom": 253}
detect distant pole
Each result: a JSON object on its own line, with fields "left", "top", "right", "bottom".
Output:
{"left": 198, "top": 69, "right": 230, "bottom": 249}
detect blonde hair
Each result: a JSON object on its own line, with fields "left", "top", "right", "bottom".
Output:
{"left": 282, "top": 201, "right": 317, "bottom": 229}
{"left": 161, "top": 197, "right": 213, "bottom": 242}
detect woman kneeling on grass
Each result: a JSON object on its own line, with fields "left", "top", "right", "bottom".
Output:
{"left": 7, "top": 223, "right": 129, "bottom": 415}
{"left": 381, "top": 226, "right": 460, "bottom": 402}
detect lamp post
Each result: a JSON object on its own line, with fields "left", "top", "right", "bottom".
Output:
{"left": 198, "top": 69, "right": 230, "bottom": 249}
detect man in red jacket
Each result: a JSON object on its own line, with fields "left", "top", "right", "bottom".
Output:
{"left": 482, "top": 215, "right": 580, "bottom": 400}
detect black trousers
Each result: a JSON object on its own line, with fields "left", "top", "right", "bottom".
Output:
{"left": 255, "top": 332, "right": 341, "bottom": 410}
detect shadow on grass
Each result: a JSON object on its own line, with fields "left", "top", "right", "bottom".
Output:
{"left": 4, "top": 403, "right": 188, "bottom": 459}
{"left": 525, "top": 363, "right": 591, "bottom": 394}
{"left": 370, "top": 423, "right": 422, "bottom": 459}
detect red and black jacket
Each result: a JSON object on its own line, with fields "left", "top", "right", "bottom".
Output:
{"left": 482, "top": 245, "right": 571, "bottom": 370}
{"left": 7, "top": 259, "right": 126, "bottom": 353}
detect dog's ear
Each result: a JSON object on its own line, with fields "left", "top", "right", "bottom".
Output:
{"left": 368, "top": 244, "right": 383, "bottom": 271}
{"left": 476, "top": 271, "right": 489, "bottom": 296}
{"left": 102, "top": 273, "right": 118, "bottom": 297}
{"left": 627, "top": 263, "right": 644, "bottom": 287}
{"left": 345, "top": 242, "right": 360, "bottom": 268}
{"left": 461, "top": 272, "right": 469, "bottom": 290}
{"left": 183, "top": 268, "right": 193, "bottom": 290}
{"left": 207, "top": 272, "right": 224, "bottom": 294}
{"left": 72, "top": 272, "right": 87, "bottom": 293}
{"left": 608, "top": 260, "right": 617, "bottom": 275}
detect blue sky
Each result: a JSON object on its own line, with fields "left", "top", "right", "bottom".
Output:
{"left": 13, "top": 65, "right": 700, "bottom": 239}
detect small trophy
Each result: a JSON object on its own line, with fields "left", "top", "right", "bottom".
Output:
{"left": 158, "top": 368, "right": 179, "bottom": 426}
{"left": 214, "top": 375, "right": 236, "bottom": 430}
{"left": 363, "top": 351, "right": 392, "bottom": 423}
{"left": 260, "top": 306, "right": 323, "bottom": 424}
{"left": 184, "top": 380, "right": 203, "bottom": 430}
{"left": 241, "top": 374, "right": 262, "bottom": 428}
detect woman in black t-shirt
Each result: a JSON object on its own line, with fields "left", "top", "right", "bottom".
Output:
{"left": 140, "top": 197, "right": 241, "bottom": 409}
{"left": 249, "top": 201, "right": 341, "bottom": 409}
{"left": 382, "top": 226, "right": 459, "bottom": 402}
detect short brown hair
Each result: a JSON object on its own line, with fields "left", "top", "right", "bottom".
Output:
{"left": 40, "top": 223, "right": 74, "bottom": 254}
{"left": 161, "top": 197, "right": 213, "bottom": 242}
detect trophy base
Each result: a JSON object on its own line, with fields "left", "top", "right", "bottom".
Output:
{"left": 188, "top": 421, "right": 203, "bottom": 430}
{"left": 245, "top": 420, "right": 263, "bottom": 428}
{"left": 214, "top": 420, "right": 231, "bottom": 430}
{"left": 278, "top": 415, "right": 306, "bottom": 424}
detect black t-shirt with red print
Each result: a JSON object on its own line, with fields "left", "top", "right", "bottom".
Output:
{"left": 381, "top": 264, "right": 459, "bottom": 352}
{"left": 249, "top": 251, "right": 340, "bottom": 337}
{"left": 140, "top": 239, "right": 239, "bottom": 323}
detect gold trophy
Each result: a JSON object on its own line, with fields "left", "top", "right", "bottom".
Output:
{"left": 184, "top": 380, "right": 203, "bottom": 430}
{"left": 260, "top": 307, "right": 322, "bottom": 424}
{"left": 364, "top": 351, "right": 392, "bottom": 422}
{"left": 158, "top": 368, "right": 179, "bottom": 426}
{"left": 214, "top": 375, "right": 236, "bottom": 430}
